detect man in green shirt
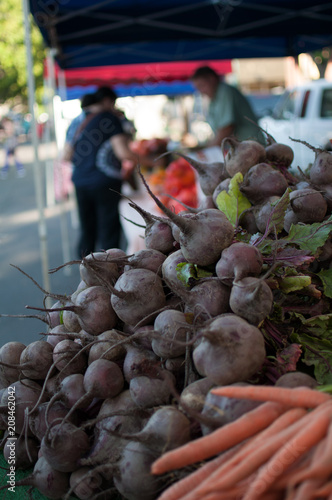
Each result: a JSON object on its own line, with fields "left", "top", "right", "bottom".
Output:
{"left": 191, "top": 66, "right": 265, "bottom": 146}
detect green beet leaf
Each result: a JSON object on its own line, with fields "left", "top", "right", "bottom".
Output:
{"left": 317, "top": 268, "right": 332, "bottom": 299}
{"left": 290, "top": 313, "right": 332, "bottom": 385}
{"left": 279, "top": 275, "right": 311, "bottom": 293}
{"left": 176, "top": 262, "right": 213, "bottom": 288}
{"left": 285, "top": 217, "right": 332, "bottom": 254}
{"left": 216, "top": 172, "right": 251, "bottom": 226}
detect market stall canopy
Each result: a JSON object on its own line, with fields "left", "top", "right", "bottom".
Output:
{"left": 49, "top": 60, "right": 233, "bottom": 86}
{"left": 44, "top": 59, "right": 232, "bottom": 98}
{"left": 29, "top": 0, "right": 332, "bottom": 70}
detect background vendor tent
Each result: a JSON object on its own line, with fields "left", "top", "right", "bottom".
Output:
{"left": 29, "top": 0, "right": 332, "bottom": 69}
{"left": 45, "top": 59, "right": 233, "bottom": 99}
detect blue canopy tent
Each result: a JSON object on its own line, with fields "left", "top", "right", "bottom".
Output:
{"left": 64, "top": 82, "right": 196, "bottom": 100}
{"left": 29, "top": 0, "right": 332, "bottom": 70}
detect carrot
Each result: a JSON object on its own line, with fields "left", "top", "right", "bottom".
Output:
{"left": 291, "top": 478, "right": 325, "bottom": 500}
{"left": 156, "top": 445, "right": 242, "bottom": 500}
{"left": 275, "top": 452, "right": 315, "bottom": 490}
{"left": 211, "top": 384, "right": 331, "bottom": 408}
{"left": 242, "top": 402, "right": 332, "bottom": 500}
{"left": 289, "top": 421, "right": 332, "bottom": 485}
{"left": 198, "top": 477, "right": 253, "bottom": 500}
{"left": 158, "top": 406, "right": 301, "bottom": 500}
{"left": 178, "top": 407, "right": 307, "bottom": 500}
{"left": 151, "top": 401, "right": 285, "bottom": 475}
{"left": 313, "top": 478, "right": 332, "bottom": 497}
{"left": 183, "top": 402, "right": 332, "bottom": 500}
{"left": 179, "top": 410, "right": 315, "bottom": 500}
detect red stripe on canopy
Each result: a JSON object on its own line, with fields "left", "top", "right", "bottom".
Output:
{"left": 45, "top": 60, "right": 232, "bottom": 87}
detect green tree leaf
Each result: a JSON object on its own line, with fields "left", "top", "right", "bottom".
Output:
{"left": 0, "top": 0, "right": 45, "bottom": 105}
{"left": 216, "top": 172, "right": 251, "bottom": 226}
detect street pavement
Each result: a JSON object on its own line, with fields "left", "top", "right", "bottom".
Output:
{"left": 0, "top": 139, "right": 160, "bottom": 348}
{"left": 0, "top": 141, "right": 82, "bottom": 346}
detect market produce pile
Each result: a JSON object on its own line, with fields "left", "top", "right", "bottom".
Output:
{"left": 1, "top": 130, "right": 332, "bottom": 499}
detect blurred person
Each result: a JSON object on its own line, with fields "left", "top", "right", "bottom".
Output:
{"left": 0, "top": 117, "right": 25, "bottom": 179}
{"left": 191, "top": 66, "right": 265, "bottom": 146}
{"left": 62, "top": 92, "right": 100, "bottom": 162}
{"left": 70, "top": 86, "right": 138, "bottom": 257}
{"left": 93, "top": 86, "right": 137, "bottom": 187}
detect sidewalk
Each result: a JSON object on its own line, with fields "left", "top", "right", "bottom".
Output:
{"left": 0, "top": 141, "right": 81, "bottom": 346}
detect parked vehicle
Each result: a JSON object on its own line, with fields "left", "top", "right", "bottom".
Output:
{"left": 258, "top": 79, "right": 332, "bottom": 171}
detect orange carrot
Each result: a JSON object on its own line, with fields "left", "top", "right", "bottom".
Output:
{"left": 180, "top": 419, "right": 306, "bottom": 499}
{"left": 289, "top": 420, "right": 332, "bottom": 485}
{"left": 178, "top": 407, "right": 307, "bottom": 500}
{"left": 182, "top": 402, "right": 332, "bottom": 500}
{"left": 157, "top": 406, "right": 304, "bottom": 500}
{"left": 313, "top": 478, "right": 332, "bottom": 497}
{"left": 276, "top": 452, "right": 314, "bottom": 490}
{"left": 242, "top": 402, "right": 332, "bottom": 500}
{"left": 211, "top": 384, "right": 331, "bottom": 408}
{"left": 291, "top": 478, "right": 325, "bottom": 500}
{"left": 151, "top": 401, "right": 285, "bottom": 475}
{"left": 156, "top": 445, "right": 242, "bottom": 500}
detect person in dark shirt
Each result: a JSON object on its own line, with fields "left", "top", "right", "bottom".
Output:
{"left": 71, "top": 87, "right": 137, "bottom": 257}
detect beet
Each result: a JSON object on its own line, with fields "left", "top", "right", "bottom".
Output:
{"left": 79, "top": 250, "right": 123, "bottom": 287}
{"left": 193, "top": 314, "right": 266, "bottom": 385}
{"left": 229, "top": 277, "right": 274, "bottom": 325}
{"left": 138, "top": 168, "right": 234, "bottom": 266}
{"left": 240, "top": 162, "right": 288, "bottom": 204}
{"left": 20, "top": 340, "right": 54, "bottom": 380}
{"left": 152, "top": 309, "right": 191, "bottom": 358}
{"left": 221, "top": 136, "right": 266, "bottom": 177}
{"left": 124, "top": 248, "right": 167, "bottom": 276}
{"left": 71, "top": 285, "right": 117, "bottom": 335}
{"left": 215, "top": 242, "right": 264, "bottom": 284}
{"left": 128, "top": 201, "right": 175, "bottom": 254}
{"left": 111, "top": 268, "right": 166, "bottom": 327}
{"left": 289, "top": 188, "right": 327, "bottom": 223}
{"left": 41, "top": 422, "right": 90, "bottom": 472}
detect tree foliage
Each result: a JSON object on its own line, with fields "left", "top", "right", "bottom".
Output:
{"left": 0, "top": 0, "right": 45, "bottom": 106}
{"left": 309, "top": 47, "right": 331, "bottom": 79}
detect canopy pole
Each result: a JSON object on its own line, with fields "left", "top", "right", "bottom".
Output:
{"left": 22, "top": 0, "right": 52, "bottom": 302}
{"left": 46, "top": 49, "right": 73, "bottom": 274}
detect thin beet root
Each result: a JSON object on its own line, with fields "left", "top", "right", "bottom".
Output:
{"left": 128, "top": 200, "right": 175, "bottom": 254}
{"left": 138, "top": 167, "right": 234, "bottom": 266}
{"left": 172, "top": 151, "right": 229, "bottom": 196}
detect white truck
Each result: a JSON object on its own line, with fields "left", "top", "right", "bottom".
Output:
{"left": 259, "top": 79, "right": 332, "bottom": 172}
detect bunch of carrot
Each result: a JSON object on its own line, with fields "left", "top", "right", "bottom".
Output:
{"left": 151, "top": 385, "right": 332, "bottom": 500}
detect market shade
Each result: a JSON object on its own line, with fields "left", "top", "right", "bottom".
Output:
{"left": 29, "top": 0, "right": 332, "bottom": 70}
{"left": 49, "top": 60, "right": 232, "bottom": 86}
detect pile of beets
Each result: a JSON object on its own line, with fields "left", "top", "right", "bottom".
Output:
{"left": 0, "top": 131, "right": 331, "bottom": 500}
